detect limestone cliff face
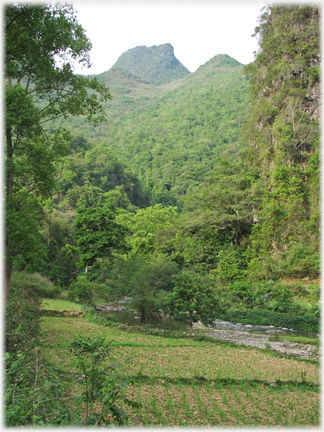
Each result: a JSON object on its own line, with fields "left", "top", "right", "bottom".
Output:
{"left": 111, "top": 43, "right": 190, "bottom": 85}
{"left": 240, "top": 5, "right": 320, "bottom": 277}
{"left": 244, "top": 5, "right": 320, "bottom": 166}
{"left": 305, "top": 75, "right": 321, "bottom": 122}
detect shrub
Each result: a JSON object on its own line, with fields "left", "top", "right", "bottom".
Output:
{"left": 10, "top": 271, "right": 62, "bottom": 298}
{"left": 68, "top": 275, "right": 95, "bottom": 304}
{"left": 5, "top": 351, "right": 71, "bottom": 426}
{"left": 68, "top": 335, "right": 141, "bottom": 425}
{"left": 5, "top": 274, "right": 42, "bottom": 354}
{"left": 291, "top": 302, "right": 321, "bottom": 317}
{"left": 160, "top": 270, "right": 224, "bottom": 329}
{"left": 228, "top": 281, "right": 254, "bottom": 307}
{"left": 225, "top": 309, "right": 319, "bottom": 332}
{"left": 276, "top": 242, "right": 319, "bottom": 278}
{"left": 68, "top": 276, "right": 112, "bottom": 305}
{"left": 5, "top": 273, "right": 70, "bottom": 426}
{"left": 268, "top": 285, "right": 294, "bottom": 313}
{"left": 108, "top": 253, "right": 179, "bottom": 299}
{"left": 85, "top": 310, "right": 120, "bottom": 328}
{"left": 216, "top": 248, "right": 247, "bottom": 283}
{"left": 124, "top": 254, "right": 179, "bottom": 323}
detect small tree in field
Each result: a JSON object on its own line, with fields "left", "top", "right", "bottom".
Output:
{"left": 69, "top": 335, "right": 140, "bottom": 426}
{"left": 160, "top": 271, "right": 223, "bottom": 329}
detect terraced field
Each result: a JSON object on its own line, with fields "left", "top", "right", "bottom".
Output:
{"left": 42, "top": 315, "right": 320, "bottom": 427}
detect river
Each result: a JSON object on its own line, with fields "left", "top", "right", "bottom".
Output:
{"left": 97, "top": 308, "right": 318, "bottom": 338}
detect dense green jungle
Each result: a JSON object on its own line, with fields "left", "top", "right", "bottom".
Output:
{"left": 5, "top": 3, "right": 320, "bottom": 427}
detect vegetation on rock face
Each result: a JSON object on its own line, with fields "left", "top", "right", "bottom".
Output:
{"left": 240, "top": 4, "right": 320, "bottom": 279}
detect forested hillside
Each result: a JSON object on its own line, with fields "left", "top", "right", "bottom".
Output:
{"left": 5, "top": 3, "right": 320, "bottom": 326}
{"left": 111, "top": 43, "right": 190, "bottom": 84}
{"left": 54, "top": 52, "right": 249, "bottom": 207}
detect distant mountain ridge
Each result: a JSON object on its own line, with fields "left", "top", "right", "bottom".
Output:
{"left": 111, "top": 43, "right": 190, "bottom": 85}
{"left": 198, "top": 54, "right": 242, "bottom": 70}
{"left": 53, "top": 47, "right": 249, "bottom": 207}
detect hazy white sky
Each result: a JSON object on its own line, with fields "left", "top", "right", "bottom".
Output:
{"left": 72, "top": 0, "right": 267, "bottom": 75}
{"left": 5, "top": 0, "right": 317, "bottom": 76}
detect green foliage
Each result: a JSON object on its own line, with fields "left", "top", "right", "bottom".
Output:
{"left": 225, "top": 279, "right": 319, "bottom": 316}
{"left": 106, "top": 252, "right": 176, "bottom": 296}
{"left": 4, "top": 271, "right": 71, "bottom": 426}
{"left": 73, "top": 204, "right": 129, "bottom": 270}
{"left": 5, "top": 350, "right": 71, "bottom": 426}
{"left": 41, "top": 207, "right": 78, "bottom": 286}
{"left": 85, "top": 310, "right": 121, "bottom": 328}
{"left": 240, "top": 4, "right": 320, "bottom": 280}
{"left": 183, "top": 159, "right": 258, "bottom": 246}
{"left": 5, "top": 4, "right": 111, "bottom": 122}
{"left": 126, "top": 254, "right": 179, "bottom": 323}
{"left": 275, "top": 242, "right": 319, "bottom": 278}
{"left": 160, "top": 271, "right": 223, "bottom": 328}
{"left": 6, "top": 195, "right": 47, "bottom": 274}
{"left": 53, "top": 53, "right": 249, "bottom": 208}
{"left": 57, "top": 140, "right": 148, "bottom": 209}
{"left": 68, "top": 335, "right": 140, "bottom": 425}
{"left": 269, "top": 285, "right": 295, "bottom": 313}
{"left": 5, "top": 3, "right": 111, "bottom": 295}
{"left": 68, "top": 275, "right": 111, "bottom": 305}
{"left": 116, "top": 204, "right": 178, "bottom": 255}
{"left": 5, "top": 3, "right": 320, "bottom": 331}
{"left": 22, "top": 272, "right": 62, "bottom": 299}
{"left": 216, "top": 248, "right": 247, "bottom": 283}
{"left": 5, "top": 273, "right": 42, "bottom": 354}
{"left": 225, "top": 309, "right": 319, "bottom": 332}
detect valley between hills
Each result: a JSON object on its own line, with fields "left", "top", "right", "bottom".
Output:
{"left": 5, "top": 3, "right": 320, "bottom": 427}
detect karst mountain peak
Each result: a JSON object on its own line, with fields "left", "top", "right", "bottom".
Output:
{"left": 111, "top": 43, "right": 190, "bottom": 84}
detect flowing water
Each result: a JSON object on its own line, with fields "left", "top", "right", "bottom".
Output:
{"left": 98, "top": 309, "right": 191, "bottom": 332}
{"left": 98, "top": 308, "right": 318, "bottom": 338}
{"left": 213, "top": 318, "right": 318, "bottom": 338}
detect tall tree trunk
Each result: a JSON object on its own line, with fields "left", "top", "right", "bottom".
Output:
{"left": 6, "top": 128, "right": 14, "bottom": 197}
{"left": 189, "top": 313, "right": 193, "bottom": 330}
{"left": 4, "top": 260, "right": 13, "bottom": 302}
{"left": 140, "top": 310, "right": 146, "bottom": 324}
{"left": 5, "top": 126, "right": 14, "bottom": 301}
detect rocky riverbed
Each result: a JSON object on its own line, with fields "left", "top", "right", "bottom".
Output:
{"left": 95, "top": 304, "right": 127, "bottom": 312}
{"left": 193, "top": 323, "right": 320, "bottom": 359}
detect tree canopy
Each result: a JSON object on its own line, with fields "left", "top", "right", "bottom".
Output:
{"left": 4, "top": 4, "right": 111, "bottom": 299}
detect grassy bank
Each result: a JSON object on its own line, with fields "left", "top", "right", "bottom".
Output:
{"left": 269, "top": 335, "right": 320, "bottom": 347}
{"left": 41, "top": 315, "right": 320, "bottom": 427}
{"left": 41, "top": 298, "right": 84, "bottom": 312}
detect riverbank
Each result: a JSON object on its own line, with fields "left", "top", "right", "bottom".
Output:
{"left": 193, "top": 322, "right": 321, "bottom": 359}
{"left": 41, "top": 299, "right": 320, "bottom": 360}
